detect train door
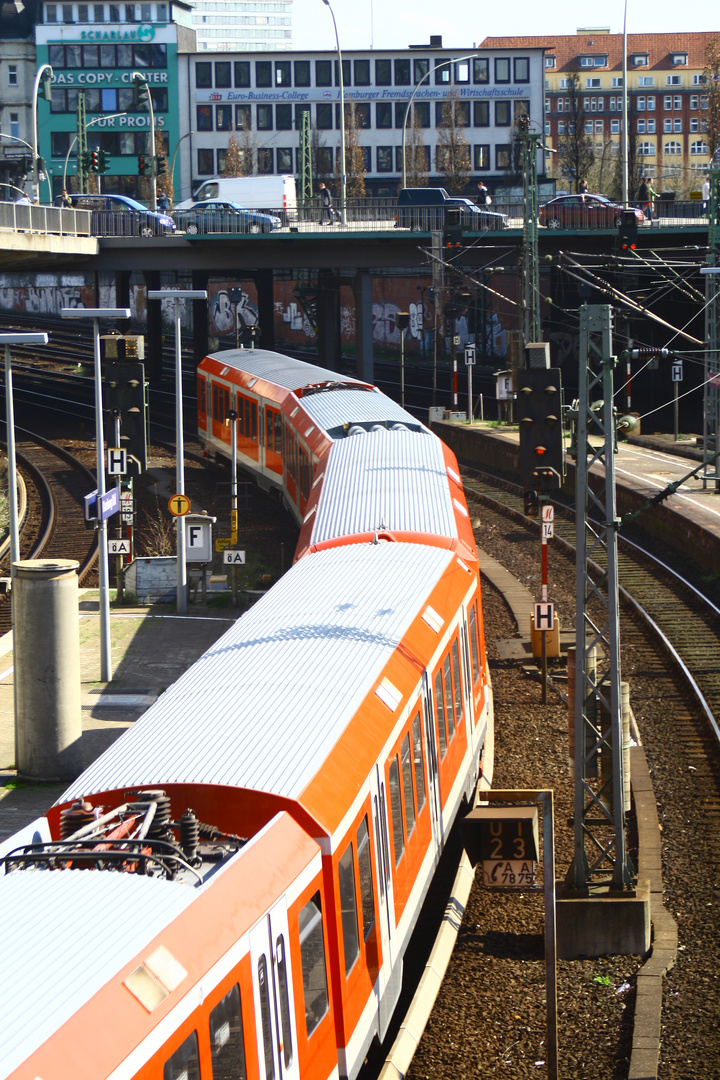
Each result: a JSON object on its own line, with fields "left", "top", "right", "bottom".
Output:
{"left": 422, "top": 672, "right": 443, "bottom": 853}
{"left": 197, "top": 373, "right": 207, "bottom": 436}
{"left": 370, "top": 765, "right": 396, "bottom": 968}
{"left": 249, "top": 899, "right": 300, "bottom": 1080}
{"left": 460, "top": 610, "right": 474, "bottom": 748}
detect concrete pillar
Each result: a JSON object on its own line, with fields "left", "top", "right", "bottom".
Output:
{"left": 353, "top": 271, "right": 374, "bottom": 383}
{"left": 317, "top": 269, "right": 340, "bottom": 369}
{"left": 192, "top": 269, "right": 210, "bottom": 370}
{"left": 252, "top": 269, "right": 275, "bottom": 351}
{"left": 115, "top": 270, "right": 132, "bottom": 335}
{"left": 14, "top": 559, "right": 82, "bottom": 781}
{"left": 143, "top": 269, "right": 163, "bottom": 385}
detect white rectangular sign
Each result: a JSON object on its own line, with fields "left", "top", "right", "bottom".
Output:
{"left": 464, "top": 345, "right": 476, "bottom": 366}
{"left": 223, "top": 550, "right": 247, "bottom": 565}
{"left": 671, "top": 361, "right": 683, "bottom": 383}
{"left": 107, "top": 448, "right": 127, "bottom": 475}
{"left": 534, "top": 602, "right": 555, "bottom": 631}
{"left": 541, "top": 505, "right": 554, "bottom": 523}
{"left": 107, "top": 538, "right": 131, "bottom": 556}
{"left": 542, "top": 521, "right": 554, "bottom": 540}
{"left": 185, "top": 519, "right": 214, "bottom": 563}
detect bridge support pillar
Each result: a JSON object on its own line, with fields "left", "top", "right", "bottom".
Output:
{"left": 317, "top": 269, "right": 340, "bottom": 369}
{"left": 353, "top": 271, "right": 374, "bottom": 382}
{"left": 192, "top": 269, "right": 210, "bottom": 369}
{"left": 252, "top": 269, "right": 275, "bottom": 351}
{"left": 143, "top": 269, "right": 162, "bottom": 385}
{"left": 115, "top": 271, "right": 132, "bottom": 334}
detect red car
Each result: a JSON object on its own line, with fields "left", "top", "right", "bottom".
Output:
{"left": 540, "top": 193, "right": 645, "bottom": 229}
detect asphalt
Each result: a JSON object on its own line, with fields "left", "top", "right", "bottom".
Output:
{"left": 0, "top": 591, "right": 239, "bottom": 844}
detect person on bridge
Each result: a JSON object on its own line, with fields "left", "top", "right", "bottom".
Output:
{"left": 476, "top": 181, "right": 490, "bottom": 205}
{"left": 58, "top": 189, "right": 73, "bottom": 208}
{"left": 702, "top": 176, "right": 710, "bottom": 215}
{"left": 319, "top": 182, "right": 338, "bottom": 225}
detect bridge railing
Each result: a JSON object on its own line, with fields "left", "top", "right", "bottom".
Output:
{"left": 0, "top": 202, "right": 92, "bottom": 236}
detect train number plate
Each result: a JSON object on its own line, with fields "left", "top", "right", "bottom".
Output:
{"left": 482, "top": 859, "right": 535, "bottom": 888}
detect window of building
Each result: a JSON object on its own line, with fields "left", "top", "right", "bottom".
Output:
{"left": 413, "top": 58, "right": 429, "bottom": 85}
{"left": 595, "top": 119, "right": 604, "bottom": 133}
{"left": 277, "top": 147, "right": 293, "bottom": 172}
{"left": 690, "top": 140, "right": 709, "bottom": 155}
{"left": 276, "top": 103, "right": 292, "bottom": 130}
{"left": 258, "top": 148, "right": 273, "bottom": 173}
{"left": 690, "top": 94, "right": 699, "bottom": 110}
{"left": 196, "top": 61, "right": 212, "bottom": 89}
{"left": 256, "top": 61, "right": 271, "bottom": 88}
{"left": 377, "top": 146, "right": 393, "bottom": 172}
{"left": 434, "top": 58, "right": 450, "bottom": 84}
{"left": 316, "top": 59, "right": 332, "bottom": 87}
{"left": 355, "top": 58, "right": 370, "bottom": 86}
{"left": 693, "top": 74, "right": 706, "bottom": 85}
{"left": 638, "top": 119, "right": 646, "bottom": 134}
{"left": 396, "top": 102, "right": 409, "bottom": 128}
{"left": 545, "top": 120, "right": 551, "bottom": 135}
{"left": 415, "top": 101, "right": 430, "bottom": 127}
{"left": 316, "top": 146, "right": 333, "bottom": 173}
{"left": 495, "top": 100, "right": 512, "bottom": 126}
{"left": 455, "top": 60, "right": 470, "bottom": 84}
{"left": 10, "top": 112, "right": 20, "bottom": 139}
{"left": 473, "top": 58, "right": 489, "bottom": 84}
{"left": 8, "top": 64, "right": 18, "bottom": 87}
{"left": 109, "top": 4, "right": 121, "bottom": 21}
{"left": 495, "top": 57, "right": 511, "bottom": 84}
{"left": 638, "top": 76, "right": 654, "bottom": 87}
{"left": 664, "top": 140, "right": 682, "bottom": 155}
{"left": 214, "top": 61, "right": 231, "bottom": 89}
{"left": 388, "top": 756, "right": 404, "bottom": 865}
{"left": 376, "top": 58, "right": 391, "bottom": 86}
{"left": 474, "top": 144, "right": 490, "bottom": 170}
{"left": 666, "top": 74, "right": 682, "bottom": 86}
{"left": 631, "top": 53, "right": 649, "bottom": 66}
{"left": 611, "top": 119, "right": 619, "bottom": 133}
{"left": 275, "top": 60, "right": 291, "bottom": 87}
{"left": 354, "top": 102, "right": 370, "bottom": 128}
{"left": 558, "top": 121, "right": 566, "bottom": 135}
{"left": 294, "top": 60, "right": 310, "bottom": 87}
{"left": 638, "top": 96, "right": 646, "bottom": 111}
{"left": 209, "top": 985, "right": 247, "bottom": 1080}
{"left": 376, "top": 102, "right": 392, "bottom": 129}
{"left": 663, "top": 95, "right": 672, "bottom": 110}
{"left": 197, "top": 149, "right": 214, "bottom": 175}
{"left": 637, "top": 141, "right": 655, "bottom": 156}
{"left": 496, "top": 144, "right": 511, "bottom": 169}
{"left": 545, "top": 55, "right": 556, "bottom": 69}
{"left": 196, "top": 105, "right": 213, "bottom": 131}
{"left": 394, "top": 58, "right": 410, "bottom": 86}
{"left": 298, "top": 894, "right": 329, "bottom": 1039}
{"left": 514, "top": 56, "right": 530, "bottom": 83}
{"left": 585, "top": 119, "right": 593, "bottom": 134}
{"left": 164, "top": 1033, "right": 200, "bottom": 1080}
{"left": 335, "top": 59, "right": 351, "bottom": 87}
{"left": 586, "top": 78, "right": 601, "bottom": 89}
{"left": 671, "top": 52, "right": 688, "bottom": 66}
{"left": 647, "top": 96, "right": 655, "bottom": 110}
{"left": 235, "top": 104, "right": 251, "bottom": 131}
{"left": 474, "top": 100, "right": 489, "bottom": 127}
{"left": 674, "top": 117, "right": 682, "bottom": 132}
{"left": 612, "top": 77, "right": 623, "bottom": 88}
{"left": 257, "top": 104, "right": 272, "bottom": 130}
{"left": 673, "top": 96, "right": 681, "bottom": 110}
{"left": 690, "top": 117, "right": 699, "bottom": 132}
{"left": 316, "top": 103, "right": 333, "bottom": 129}
{"left": 216, "top": 104, "right": 232, "bottom": 130}
{"left": 647, "top": 118, "right": 656, "bottom": 133}
{"left": 338, "top": 842, "right": 360, "bottom": 975}
{"left": 456, "top": 100, "right": 471, "bottom": 126}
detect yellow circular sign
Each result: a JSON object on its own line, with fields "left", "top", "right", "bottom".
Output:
{"left": 168, "top": 493, "right": 191, "bottom": 516}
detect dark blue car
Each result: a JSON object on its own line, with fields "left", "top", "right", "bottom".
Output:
{"left": 176, "top": 200, "right": 281, "bottom": 235}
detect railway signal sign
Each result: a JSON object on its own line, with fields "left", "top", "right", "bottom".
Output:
{"left": 534, "top": 602, "right": 554, "bottom": 631}
{"left": 223, "top": 550, "right": 247, "bottom": 565}
{"left": 168, "top": 494, "right": 191, "bottom": 516}
{"left": 464, "top": 344, "right": 476, "bottom": 366}
{"left": 185, "top": 515, "right": 215, "bottom": 563}
{"left": 671, "top": 361, "right": 683, "bottom": 382}
{"left": 107, "top": 538, "right": 131, "bottom": 556}
{"left": 107, "top": 448, "right": 127, "bottom": 475}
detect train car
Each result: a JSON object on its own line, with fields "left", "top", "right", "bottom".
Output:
{"left": 0, "top": 351, "right": 493, "bottom": 1080}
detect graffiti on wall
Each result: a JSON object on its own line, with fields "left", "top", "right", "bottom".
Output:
{"left": 209, "top": 288, "right": 258, "bottom": 338}
{"left": 0, "top": 284, "right": 93, "bottom": 315}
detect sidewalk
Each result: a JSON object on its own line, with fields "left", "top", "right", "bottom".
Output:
{"left": 0, "top": 590, "right": 239, "bottom": 843}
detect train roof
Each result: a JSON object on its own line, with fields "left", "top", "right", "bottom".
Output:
{"left": 203, "top": 348, "right": 370, "bottom": 392}
{"left": 299, "top": 388, "right": 424, "bottom": 437}
{"left": 309, "top": 428, "right": 459, "bottom": 545}
{"left": 60, "top": 542, "right": 456, "bottom": 830}
{"left": 0, "top": 869, "right": 194, "bottom": 1078}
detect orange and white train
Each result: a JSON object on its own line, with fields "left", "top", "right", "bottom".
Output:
{"left": 0, "top": 350, "right": 493, "bottom": 1080}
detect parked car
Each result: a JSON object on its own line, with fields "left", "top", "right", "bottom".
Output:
{"left": 539, "top": 193, "right": 644, "bottom": 229}
{"left": 396, "top": 187, "right": 508, "bottom": 230}
{"left": 175, "top": 199, "right": 282, "bottom": 235}
{"left": 176, "top": 175, "right": 297, "bottom": 218}
{"left": 72, "top": 193, "right": 176, "bottom": 236}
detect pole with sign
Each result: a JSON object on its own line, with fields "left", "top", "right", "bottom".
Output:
{"left": 540, "top": 503, "right": 554, "bottom": 702}
{"left": 671, "top": 359, "right": 683, "bottom": 442}
{"left": 465, "top": 343, "right": 476, "bottom": 423}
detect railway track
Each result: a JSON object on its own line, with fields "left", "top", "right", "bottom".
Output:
{"left": 0, "top": 428, "right": 99, "bottom": 634}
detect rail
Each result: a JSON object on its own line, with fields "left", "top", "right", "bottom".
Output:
{"left": 0, "top": 201, "right": 92, "bottom": 237}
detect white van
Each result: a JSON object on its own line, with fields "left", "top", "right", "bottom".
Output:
{"left": 177, "top": 175, "right": 297, "bottom": 217}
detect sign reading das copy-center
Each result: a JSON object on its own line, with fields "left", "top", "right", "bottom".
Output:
{"left": 462, "top": 806, "right": 539, "bottom": 888}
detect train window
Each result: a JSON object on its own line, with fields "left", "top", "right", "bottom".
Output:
{"left": 356, "top": 816, "right": 375, "bottom": 941}
{"left": 251, "top": 401, "right": 257, "bottom": 442}
{"left": 434, "top": 670, "right": 447, "bottom": 758}
{"left": 338, "top": 842, "right": 360, "bottom": 974}
{"left": 443, "top": 655, "right": 456, "bottom": 741}
{"left": 275, "top": 935, "right": 294, "bottom": 1068}
{"left": 412, "top": 712, "right": 426, "bottom": 812}
{"left": 224, "top": 388, "right": 230, "bottom": 423}
{"left": 257, "top": 956, "right": 275, "bottom": 1080}
{"left": 209, "top": 983, "right": 247, "bottom": 1080}
{"left": 266, "top": 409, "right": 273, "bottom": 448}
{"left": 400, "top": 734, "right": 416, "bottom": 838}
{"left": 452, "top": 639, "right": 463, "bottom": 724}
{"left": 163, "top": 1031, "right": 200, "bottom": 1080}
{"left": 469, "top": 605, "right": 480, "bottom": 684}
{"left": 388, "top": 756, "right": 404, "bottom": 866}
{"left": 298, "top": 892, "right": 329, "bottom": 1037}
{"left": 213, "top": 382, "right": 218, "bottom": 421}
{"left": 274, "top": 411, "right": 283, "bottom": 452}
{"left": 373, "top": 794, "right": 385, "bottom": 902}
{"left": 244, "top": 398, "right": 252, "bottom": 441}
{"left": 199, "top": 378, "right": 206, "bottom": 417}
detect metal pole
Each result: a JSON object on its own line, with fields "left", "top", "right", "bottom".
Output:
{"left": 32, "top": 65, "right": 53, "bottom": 203}
{"left": 322, "top": 0, "right": 346, "bottom": 225}
{"left": 231, "top": 412, "right": 238, "bottom": 605}
{"left": 621, "top": 0, "right": 629, "bottom": 207}
{"left": 401, "top": 329, "right": 405, "bottom": 409}
{"left": 467, "top": 358, "right": 473, "bottom": 422}
{"left": 542, "top": 790, "right": 558, "bottom": 1080}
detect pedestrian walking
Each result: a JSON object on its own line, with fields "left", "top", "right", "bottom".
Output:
{"left": 702, "top": 176, "right": 710, "bottom": 215}
{"left": 476, "top": 181, "right": 490, "bottom": 206}
{"left": 579, "top": 179, "right": 589, "bottom": 195}
{"left": 638, "top": 178, "right": 650, "bottom": 219}
{"left": 57, "top": 189, "right": 73, "bottom": 208}
{"left": 318, "top": 182, "right": 338, "bottom": 224}
{"left": 157, "top": 191, "right": 170, "bottom": 212}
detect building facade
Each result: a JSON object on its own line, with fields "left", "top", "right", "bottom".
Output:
{"left": 177, "top": 39, "right": 546, "bottom": 199}
{"left": 482, "top": 30, "right": 716, "bottom": 196}
{"left": 0, "top": 0, "right": 40, "bottom": 200}
{"left": 190, "top": 0, "right": 292, "bottom": 54}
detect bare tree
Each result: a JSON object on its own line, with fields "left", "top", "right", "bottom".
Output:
{"left": 223, "top": 134, "right": 245, "bottom": 178}
{"left": 236, "top": 119, "right": 257, "bottom": 176}
{"left": 435, "top": 90, "right": 471, "bottom": 193}
{"left": 557, "top": 74, "right": 595, "bottom": 193}
{"left": 337, "top": 102, "right": 366, "bottom": 199}
{"left": 702, "top": 36, "right": 720, "bottom": 165}
{"left": 405, "top": 108, "right": 429, "bottom": 188}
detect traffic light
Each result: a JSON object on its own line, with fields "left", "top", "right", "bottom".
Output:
{"left": 155, "top": 155, "right": 167, "bottom": 176}
{"left": 103, "top": 362, "right": 148, "bottom": 471}
{"left": 18, "top": 156, "right": 31, "bottom": 176}
{"left": 97, "top": 149, "right": 109, "bottom": 174}
{"left": 618, "top": 209, "right": 638, "bottom": 251}
{"left": 39, "top": 70, "right": 53, "bottom": 102}
{"left": 524, "top": 489, "right": 540, "bottom": 517}
{"left": 517, "top": 367, "right": 565, "bottom": 492}
{"left": 443, "top": 206, "right": 463, "bottom": 250}
{"left": 81, "top": 150, "right": 93, "bottom": 172}
{"left": 90, "top": 150, "right": 100, "bottom": 173}
{"left": 35, "top": 156, "right": 46, "bottom": 178}
{"left": 133, "top": 74, "right": 151, "bottom": 106}
{"left": 138, "top": 154, "right": 151, "bottom": 175}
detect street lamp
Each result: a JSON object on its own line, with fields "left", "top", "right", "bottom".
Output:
{"left": 170, "top": 131, "right": 194, "bottom": 204}
{"left": 147, "top": 289, "right": 208, "bottom": 614}
{"left": 32, "top": 65, "right": 53, "bottom": 203}
{"left": 321, "top": 0, "right": 346, "bottom": 225}
{"left": 63, "top": 113, "right": 127, "bottom": 191}
{"left": 401, "top": 52, "right": 478, "bottom": 190}
{"left": 61, "top": 307, "right": 131, "bottom": 681}
{"left": 132, "top": 72, "right": 157, "bottom": 211}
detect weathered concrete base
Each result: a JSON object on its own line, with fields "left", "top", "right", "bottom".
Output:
{"left": 556, "top": 881, "right": 651, "bottom": 959}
